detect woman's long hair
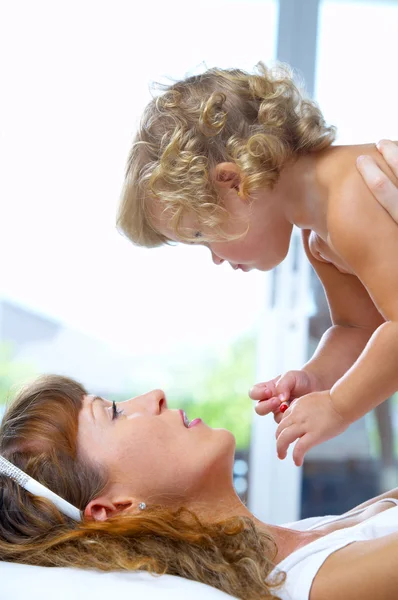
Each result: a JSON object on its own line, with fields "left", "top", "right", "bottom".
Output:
{"left": 0, "top": 375, "right": 284, "bottom": 599}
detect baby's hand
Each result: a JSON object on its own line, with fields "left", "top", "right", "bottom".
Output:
{"left": 249, "top": 369, "right": 322, "bottom": 422}
{"left": 275, "top": 391, "right": 349, "bottom": 466}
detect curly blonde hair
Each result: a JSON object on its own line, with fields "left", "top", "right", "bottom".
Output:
{"left": 0, "top": 375, "right": 284, "bottom": 600}
{"left": 117, "top": 62, "right": 335, "bottom": 247}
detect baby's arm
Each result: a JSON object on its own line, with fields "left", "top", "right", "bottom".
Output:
{"left": 250, "top": 233, "right": 382, "bottom": 419}
{"left": 327, "top": 171, "right": 398, "bottom": 423}
{"left": 300, "top": 229, "right": 384, "bottom": 390}
{"left": 275, "top": 157, "right": 398, "bottom": 466}
{"left": 274, "top": 236, "right": 387, "bottom": 464}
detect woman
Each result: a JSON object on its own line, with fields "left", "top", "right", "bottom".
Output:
{"left": 1, "top": 141, "right": 398, "bottom": 600}
{"left": 1, "top": 374, "right": 398, "bottom": 600}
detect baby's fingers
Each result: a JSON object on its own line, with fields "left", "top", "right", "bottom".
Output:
{"left": 274, "top": 372, "right": 300, "bottom": 402}
{"left": 249, "top": 381, "right": 277, "bottom": 401}
{"left": 255, "top": 397, "right": 281, "bottom": 416}
{"left": 273, "top": 410, "right": 284, "bottom": 424}
{"left": 292, "top": 434, "right": 315, "bottom": 467}
{"left": 276, "top": 423, "right": 304, "bottom": 460}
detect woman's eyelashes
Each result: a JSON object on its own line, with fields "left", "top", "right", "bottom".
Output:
{"left": 112, "top": 401, "right": 124, "bottom": 420}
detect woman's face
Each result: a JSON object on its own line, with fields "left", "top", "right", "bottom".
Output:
{"left": 77, "top": 390, "right": 236, "bottom": 512}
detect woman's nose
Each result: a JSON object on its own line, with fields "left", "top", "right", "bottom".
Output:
{"left": 132, "top": 389, "right": 167, "bottom": 414}
{"left": 211, "top": 251, "right": 224, "bottom": 266}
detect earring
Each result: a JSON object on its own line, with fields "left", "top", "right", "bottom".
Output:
{"left": 138, "top": 502, "right": 146, "bottom": 511}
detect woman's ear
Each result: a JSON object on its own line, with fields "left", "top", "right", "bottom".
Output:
{"left": 213, "top": 162, "right": 241, "bottom": 192}
{"left": 84, "top": 496, "right": 134, "bottom": 521}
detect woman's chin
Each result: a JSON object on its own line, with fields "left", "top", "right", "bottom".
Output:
{"left": 211, "top": 428, "right": 237, "bottom": 469}
{"left": 213, "top": 426, "right": 236, "bottom": 449}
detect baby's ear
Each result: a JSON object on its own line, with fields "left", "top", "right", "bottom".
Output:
{"left": 213, "top": 162, "right": 241, "bottom": 190}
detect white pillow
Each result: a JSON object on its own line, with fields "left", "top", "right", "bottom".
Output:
{"left": 0, "top": 562, "right": 237, "bottom": 599}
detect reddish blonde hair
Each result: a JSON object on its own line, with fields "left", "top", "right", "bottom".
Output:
{"left": 0, "top": 374, "right": 284, "bottom": 599}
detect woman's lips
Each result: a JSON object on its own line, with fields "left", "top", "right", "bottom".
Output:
{"left": 179, "top": 409, "right": 189, "bottom": 427}
{"left": 179, "top": 410, "right": 202, "bottom": 428}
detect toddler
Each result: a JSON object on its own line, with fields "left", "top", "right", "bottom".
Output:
{"left": 118, "top": 64, "right": 398, "bottom": 465}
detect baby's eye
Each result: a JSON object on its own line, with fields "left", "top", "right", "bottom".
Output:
{"left": 194, "top": 231, "right": 203, "bottom": 239}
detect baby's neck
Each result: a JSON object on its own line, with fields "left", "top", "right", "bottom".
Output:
{"left": 280, "top": 143, "right": 376, "bottom": 236}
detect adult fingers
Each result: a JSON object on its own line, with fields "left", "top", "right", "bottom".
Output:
{"left": 357, "top": 154, "right": 398, "bottom": 222}
{"left": 377, "top": 139, "right": 398, "bottom": 179}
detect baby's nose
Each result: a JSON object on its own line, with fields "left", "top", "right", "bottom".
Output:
{"left": 211, "top": 251, "right": 224, "bottom": 266}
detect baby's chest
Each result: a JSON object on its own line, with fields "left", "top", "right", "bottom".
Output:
{"left": 308, "top": 231, "right": 354, "bottom": 275}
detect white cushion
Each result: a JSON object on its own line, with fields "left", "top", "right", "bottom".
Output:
{"left": 0, "top": 561, "right": 236, "bottom": 599}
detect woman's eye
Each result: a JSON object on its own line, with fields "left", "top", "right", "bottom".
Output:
{"left": 194, "top": 231, "right": 202, "bottom": 239}
{"left": 112, "top": 401, "right": 124, "bottom": 420}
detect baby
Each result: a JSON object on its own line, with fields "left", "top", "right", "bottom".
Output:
{"left": 117, "top": 63, "right": 398, "bottom": 465}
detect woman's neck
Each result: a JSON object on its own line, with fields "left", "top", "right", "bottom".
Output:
{"left": 186, "top": 489, "right": 320, "bottom": 566}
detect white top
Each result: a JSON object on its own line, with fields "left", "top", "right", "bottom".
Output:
{"left": 270, "top": 498, "right": 398, "bottom": 600}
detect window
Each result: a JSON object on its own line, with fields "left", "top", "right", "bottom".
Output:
{"left": 301, "top": 0, "right": 398, "bottom": 516}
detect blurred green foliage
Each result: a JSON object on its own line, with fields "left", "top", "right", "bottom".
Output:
{"left": 0, "top": 343, "right": 36, "bottom": 406}
{"left": 0, "top": 335, "right": 257, "bottom": 452}
{"left": 168, "top": 335, "right": 256, "bottom": 450}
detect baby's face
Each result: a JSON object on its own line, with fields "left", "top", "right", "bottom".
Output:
{"left": 77, "top": 391, "right": 235, "bottom": 508}
{"left": 152, "top": 182, "right": 293, "bottom": 272}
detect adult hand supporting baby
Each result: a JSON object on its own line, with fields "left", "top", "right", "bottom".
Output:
{"left": 356, "top": 140, "right": 398, "bottom": 221}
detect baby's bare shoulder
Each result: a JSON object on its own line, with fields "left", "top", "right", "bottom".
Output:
{"left": 326, "top": 168, "right": 389, "bottom": 256}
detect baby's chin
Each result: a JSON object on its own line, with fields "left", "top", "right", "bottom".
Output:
{"left": 258, "top": 255, "right": 286, "bottom": 271}
{"left": 237, "top": 264, "right": 253, "bottom": 272}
